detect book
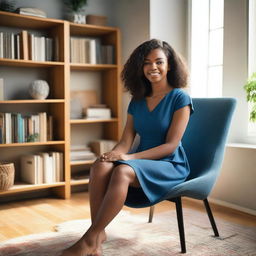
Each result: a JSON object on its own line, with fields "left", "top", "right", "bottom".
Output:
{"left": 20, "top": 30, "right": 28, "bottom": 60}
{"left": 0, "top": 113, "right": 5, "bottom": 143}
{"left": 16, "top": 8, "right": 47, "bottom": 18}
{"left": 0, "top": 78, "right": 4, "bottom": 100}
{"left": 21, "top": 155, "right": 39, "bottom": 184}
{"left": 39, "top": 152, "right": 53, "bottom": 183}
{"left": 86, "top": 108, "right": 111, "bottom": 119}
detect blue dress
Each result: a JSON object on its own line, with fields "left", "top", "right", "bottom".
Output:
{"left": 116, "top": 88, "right": 194, "bottom": 208}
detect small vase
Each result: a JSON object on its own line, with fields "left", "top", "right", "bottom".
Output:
{"left": 29, "top": 80, "right": 50, "bottom": 100}
{"left": 68, "top": 11, "right": 86, "bottom": 24}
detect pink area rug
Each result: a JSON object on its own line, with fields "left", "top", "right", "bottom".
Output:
{"left": 0, "top": 209, "right": 255, "bottom": 256}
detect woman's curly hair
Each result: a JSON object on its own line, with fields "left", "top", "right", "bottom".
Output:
{"left": 121, "top": 39, "right": 188, "bottom": 99}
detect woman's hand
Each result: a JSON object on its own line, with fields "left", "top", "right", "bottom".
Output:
{"left": 100, "top": 151, "right": 132, "bottom": 162}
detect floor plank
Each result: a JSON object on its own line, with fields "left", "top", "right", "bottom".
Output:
{"left": 0, "top": 192, "right": 255, "bottom": 242}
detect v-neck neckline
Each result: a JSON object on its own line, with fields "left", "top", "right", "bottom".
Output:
{"left": 145, "top": 89, "right": 175, "bottom": 113}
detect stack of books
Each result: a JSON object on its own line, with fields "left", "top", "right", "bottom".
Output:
{"left": 70, "top": 145, "right": 96, "bottom": 162}
{"left": 21, "top": 151, "right": 63, "bottom": 184}
{"left": 85, "top": 104, "right": 111, "bottom": 119}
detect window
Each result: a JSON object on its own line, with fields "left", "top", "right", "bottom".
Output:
{"left": 189, "top": 0, "right": 224, "bottom": 97}
{"left": 248, "top": 0, "right": 256, "bottom": 136}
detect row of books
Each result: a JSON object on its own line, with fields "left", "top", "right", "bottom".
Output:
{"left": 0, "top": 112, "right": 53, "bottom": 144}
{"left": 0, "top": 31, "right": 58, "bottom": 61}
{"left": 21, "top": 152, "right": 63, "bottom": 184}
{"left": 70, "top": 37, "right": 115, "bottom": 64}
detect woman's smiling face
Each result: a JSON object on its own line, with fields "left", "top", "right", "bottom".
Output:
{"left": 143, "top": 48, "right": 169, "bottom": 85}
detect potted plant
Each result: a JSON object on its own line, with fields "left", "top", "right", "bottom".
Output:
{"left": 0, "top": 0, "right": 16, "bottom": 12}
{"left": 244, "top": 72, "right": 256, "bottom": 122}
{"left": 64, "top": 0, "right": 88, "bottom": 24}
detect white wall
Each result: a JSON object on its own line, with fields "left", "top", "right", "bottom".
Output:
{"left": 222, "top": 0, "right": 249, "bottom": 143}
{"left": 109, "top": 0, "right": 150, "bottom": 125}
{"left": 210, "top": 146, "right": 256, "bottom": 215}
{"left": 149, "top": 0, "right": 187, "bottom": 58}
{"left": 12, "top": 0, "right": 64, "bottom": 19}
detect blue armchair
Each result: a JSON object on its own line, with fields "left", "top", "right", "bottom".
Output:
{"left": 131, "top": 98, "right": 237, "bottom": 253}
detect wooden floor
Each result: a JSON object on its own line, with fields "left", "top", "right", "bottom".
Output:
{"left": 0, "top": 192, "right": 255, "bottom": 242}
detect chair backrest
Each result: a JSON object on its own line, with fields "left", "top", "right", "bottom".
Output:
{"left": 182, "top": 98, "right": 236, "bottom": 180}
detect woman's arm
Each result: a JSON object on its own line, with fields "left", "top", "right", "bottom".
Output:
{"left": 100, "top": 114, "right": 136, "bottom": 161}
{"left": 125, "top": 105, "right": 190, "bottom": 160}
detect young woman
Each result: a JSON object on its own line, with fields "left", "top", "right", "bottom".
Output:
{"left": 61, "top": 39, "right": 194, "bottom": 256}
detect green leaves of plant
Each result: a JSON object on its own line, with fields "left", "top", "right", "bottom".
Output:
{"left": 244, "top": 72, "right": 256, "bottom": 122}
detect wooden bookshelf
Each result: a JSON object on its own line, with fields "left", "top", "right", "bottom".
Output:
{"left": 0, "top": 11, "right": 121, "bottom": 201}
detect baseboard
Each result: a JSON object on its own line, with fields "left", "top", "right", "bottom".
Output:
{"left": 208, "top": 197, "right": 256, "bottom": 216}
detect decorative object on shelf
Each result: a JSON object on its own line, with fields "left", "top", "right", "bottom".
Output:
{"left": 0, "top": 162, "right": 15, "bottom": 191}
{"left": 27, "top": 133, "right": 39, "bottom": 142}
{"left": 244, "top": 72, "right": 256, "bottom": 122}
{"left": 64, "top": 0, "right": 88, "bottom": 24}
{"left": 0, "top": 0, "right": 16, "bottom": 12}
{"left": 86, "top": 15, "right": 107, "bottom": 26}
{"left": 15, "top": 7, "right": 47, "bottom": 18}
{"left": 29, "top": 80, "right": 50, "bottom": 100}
{"left": 70, "top": 90, "right": 98, "bottom": 119}
{"left": 89, "top": 140, "right": 116, "bottom": 156}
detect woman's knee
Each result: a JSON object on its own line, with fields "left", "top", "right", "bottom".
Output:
{"left": 111, "top": 164, "right": 136, "bottom": 184}
{"left": 90, "top": 159, "right": 114, "bottom": 177}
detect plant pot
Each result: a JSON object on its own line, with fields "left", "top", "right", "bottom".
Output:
{"left": 68, "top": 11, "right": 86, "bottom": 24}
{"left": 0, "top": 162, "right": 15, "bottom": 191}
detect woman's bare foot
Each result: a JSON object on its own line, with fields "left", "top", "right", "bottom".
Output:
{"left": 60, "top": 229, "right": 99, "bottom": 256}
{"left": 94, "top": 230, "right": 107, "bottom": 256}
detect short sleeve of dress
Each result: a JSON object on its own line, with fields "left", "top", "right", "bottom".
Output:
{"left": 174, "top": 90, "right": 194, "bottom": 115}
{"left": 127, "top": 99, "right": 135, "bottom": 115}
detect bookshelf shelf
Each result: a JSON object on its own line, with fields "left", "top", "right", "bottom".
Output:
{"left": 71, "top": 160, "right": 96, "bottom": 166}
{"left": 70, "top": 118, "right": 118, "bottom": 124}
{"left": 0, "top": 58, "right": 64, "bottom": 68}
{"left": 0, "top": 100, "right": 65, "bottom": 104}
{"left": 0, "top": 10, "right": 63, "bottom": 29}
{"left": 0, "top": 182, "right": 65, "bottom": 196}
{"left": 71, "top": 178, "right": 90, "bottom": 186}
{"left": 70, "top": 63, "right": 117, "bottom": 70}
{"left": 70, "top": 22, "right": 118, "bottom": 36}
{"left": 0, "top": 141, "right": 65, "bottom": 148}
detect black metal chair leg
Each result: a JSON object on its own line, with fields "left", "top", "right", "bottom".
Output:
{"left": 203, "top": 198, "right": 219, "bottom": 237}
{"left": 175, "top": 197, "right": 186, "bottom": 253}
{"left": 148, "top": 205, "right": 155, "bottom": 223}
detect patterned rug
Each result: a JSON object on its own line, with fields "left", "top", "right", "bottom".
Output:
{"left": 0, "top": 208, "right": 255, "bottom": 256}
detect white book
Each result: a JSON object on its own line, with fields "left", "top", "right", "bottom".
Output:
{"left": 0, "top": 32, "right": 3, "bottom": 58}
{"left": 21, "top": 155, "right": 38, "bottom": 184}
{"left": 86, "top": 108, "right": 111, "bottom": 119}
{"left": 37, "top": 155, "right": 43, "bottom": 184}
{"left": 40, "top": 36, "right": 45, "bottom": 61}
{"left": 4, "top": 113, "right": 12, "bottom": 144}
{"left": 39, "top": 152, "right": 52, "bottom": 183}
{"left": 48, "top": 153, "right": 55, "bottom": 182}
{"left": 16, "top": 34, "right": 20, "bottom": 59}
{"left": 0, "top": 78, "right": 4, "bottom": 100}
{"left": 89, "top": 39, "right": 97, "bottom": 64}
